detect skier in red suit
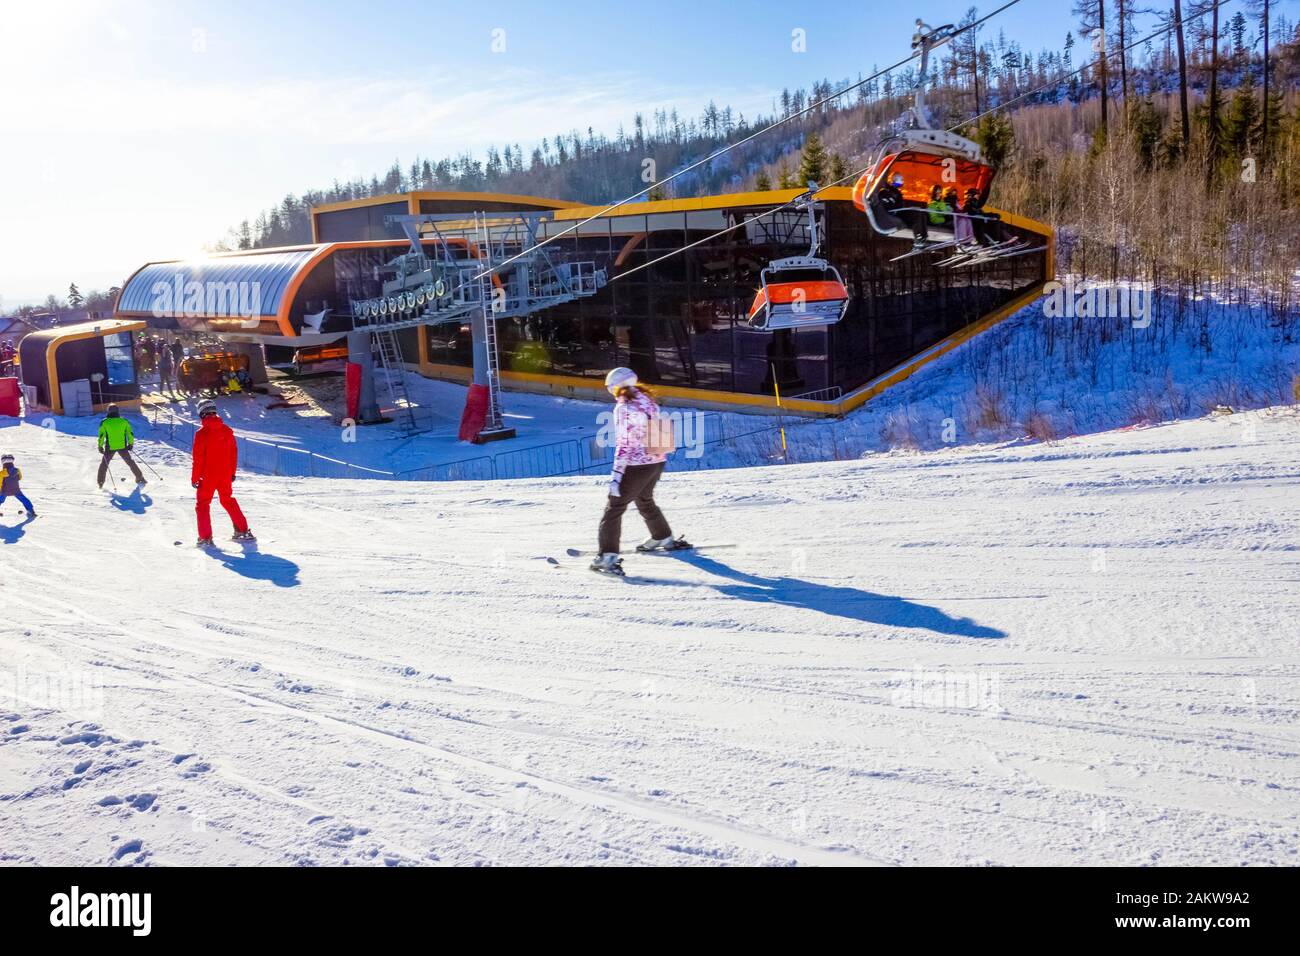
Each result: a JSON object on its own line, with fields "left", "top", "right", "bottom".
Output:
{"left": 191, "top": 399, "right": 254, "bottom": 547}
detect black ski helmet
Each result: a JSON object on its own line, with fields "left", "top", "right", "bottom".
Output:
{"left": 106, "top": 403, "right": 120, "bottom": 418}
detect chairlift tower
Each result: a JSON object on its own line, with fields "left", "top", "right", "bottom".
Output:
{"left": 338, "top": 208, "right": 606, "bottom": 440}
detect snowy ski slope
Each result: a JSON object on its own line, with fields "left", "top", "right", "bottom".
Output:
{"left": 1, "top": 407, "right": 1297, "bottom": 865}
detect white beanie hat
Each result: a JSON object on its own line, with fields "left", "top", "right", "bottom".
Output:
{"left": 604, "top": 367, "right": 637, "bottom": 390}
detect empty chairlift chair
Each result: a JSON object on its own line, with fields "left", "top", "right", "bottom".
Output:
{"left": 747, "top": 185, "right": 849, "bottom": 332}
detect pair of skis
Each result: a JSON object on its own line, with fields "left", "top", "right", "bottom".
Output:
{"left": 548, "top": 543, "right": 735, "bottom": 579}
{"left": 890, "top": 236, "right": 1047, "bottom": 268}
{"left": 175, "top": 532, "right": 258, "bottom": 548}
{"left": 937, "top": 238, "right": 1047, "bottom": 268}
{"left": 888, "top": 237, "right": 962, "bottom": 263}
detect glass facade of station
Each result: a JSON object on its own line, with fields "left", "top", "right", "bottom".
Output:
{"left": 422, "top": 198, "right": 1047, "bottom": 397}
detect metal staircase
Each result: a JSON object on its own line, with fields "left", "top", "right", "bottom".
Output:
{"left": 370, "top": 328, "right": 416, "bottom": 433}
{"left": 474, "top": 216, "right": 508, "bottom": 438}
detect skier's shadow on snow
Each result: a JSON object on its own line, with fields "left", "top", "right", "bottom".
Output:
{"left": 0, "top": 515, "right": 35, "bottom": 545}
{"left": 204, "top": 544, "right": 301, "bottom": 588}
{"left": 110, "top": 488, "right": 153, "bottom": 514}
{"left": 669, "top": 552, "right": 1007, "bottom": 640}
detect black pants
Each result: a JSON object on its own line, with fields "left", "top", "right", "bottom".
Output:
{"left": 598, "top": 462, "right": 672, "bottom": 554}
{"left": 971, "top": 212, "right": 1007, "bottom": 246}
{"left": 898, "top": 208, "right": 929, "bottom": 241}
{"left": 98, "top": 448, "right": 144, "bottom": 485}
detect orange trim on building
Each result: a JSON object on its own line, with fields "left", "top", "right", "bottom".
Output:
{"left": 272, "top": 244, "right": 337, "bottom": 338}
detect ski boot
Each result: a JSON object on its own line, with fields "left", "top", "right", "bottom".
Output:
{"left": 232, "top": 530, "right": 256, "bottom": 542}
{"left": 196, "top": 537, "right": 215, "bottom": 548}
{"left": 636, "top": 535, "right": 692, "bottom": 552}
{"left": 589, "top": 552, "right": 625, "bottom": 576}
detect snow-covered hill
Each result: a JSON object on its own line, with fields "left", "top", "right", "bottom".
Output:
{"left": 1, "top": 406, "right": 1297, "bottom": 866}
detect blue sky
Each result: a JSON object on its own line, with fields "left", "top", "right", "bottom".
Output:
{"left": 1, "top": 0, "right": 1092, "bottom": 306}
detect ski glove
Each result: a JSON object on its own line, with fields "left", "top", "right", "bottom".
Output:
{"left": 608, "top": 480, "right": 621, "bottom": 498}
{"left": 192, "top": 480, "right": 201, "bottom": 489}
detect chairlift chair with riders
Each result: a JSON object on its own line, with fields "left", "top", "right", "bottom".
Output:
{"left": 746, "top": 183, "right": 850, "bottom": 332}
{"left": 853, "top": 21, "right": 998, "bottom": 251}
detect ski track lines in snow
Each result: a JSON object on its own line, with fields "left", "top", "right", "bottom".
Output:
{"left": 1, "top": 410, "right": 1298, "bottom": 865}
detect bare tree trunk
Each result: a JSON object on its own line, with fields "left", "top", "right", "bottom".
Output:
{"left": 1207, "top": 2, "right": 1221, "bottom": 174}
{"left": 1174, "top": 0, "right": 1190, "bottom": 147}
{"left": 1098, "top": 1, "right": 1109, "bottom": 131}
{"left": 1262, "top": 0, "right": 1271, "bottom": 155}
{"left": 1117, "top": 0, "right": 1129, "bottom": 105}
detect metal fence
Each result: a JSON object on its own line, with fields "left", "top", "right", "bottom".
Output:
{"left": 142, "top": 402, "right": 815, "bottom": 484}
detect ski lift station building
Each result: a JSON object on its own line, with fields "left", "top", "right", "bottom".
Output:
{"left": 113, "top": 187, "right": 1052, "bottom": 416}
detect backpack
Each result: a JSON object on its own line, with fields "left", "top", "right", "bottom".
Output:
{"left": 645, "top": 411, "right": 676, "bottom": 457}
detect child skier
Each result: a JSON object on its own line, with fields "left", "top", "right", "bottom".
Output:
{"left": 591, "top": 367, "right": 688, "bottom": 575}
{"left": 0, "top": 454, "right": 36, "bottom": 517}
{"left": 191, "top": 399, "right": 254, "bottom": 547}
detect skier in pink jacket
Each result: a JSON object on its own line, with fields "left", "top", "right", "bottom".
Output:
{"left": 592, "top": 367, "right": 689, "bottom": 575}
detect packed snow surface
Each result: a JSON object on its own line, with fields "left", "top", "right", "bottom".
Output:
{"left": 1, "top": 407, "right": 1297, "bottom": 866}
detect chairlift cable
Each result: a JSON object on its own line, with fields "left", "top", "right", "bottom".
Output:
{"left": 469, "top": 0, "right": 1026, "bottom": 282}
{"left": 614, "top": 0, "right": 1236, "bottom": 282}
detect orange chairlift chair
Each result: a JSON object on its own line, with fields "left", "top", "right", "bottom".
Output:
{"left": 851, "top": 20, "right": 1004, "bottom": 262}
{"left": 747, "top": 183, "right": 850, "bottom": 332}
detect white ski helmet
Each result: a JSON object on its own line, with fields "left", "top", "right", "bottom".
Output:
{"left": 197, "top": 399, "right": 219, "bottom": 418}
{"left": 604, "top": 367, "right": 637, "bottom": 392}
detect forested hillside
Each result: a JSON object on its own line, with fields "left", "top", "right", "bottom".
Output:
{"left": 213, "top": 1, "right": 1299, "bottom": 270}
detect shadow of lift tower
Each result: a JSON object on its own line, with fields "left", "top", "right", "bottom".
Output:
{"left": 343, "top": 210, "right": 606, "bottom": 441}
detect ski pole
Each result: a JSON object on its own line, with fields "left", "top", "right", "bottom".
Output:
{"left": 133, "top": 449, "right": 164, "bottom": 481}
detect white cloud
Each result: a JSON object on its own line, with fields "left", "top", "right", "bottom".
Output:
{"left": 0, "top": 63, "right": 769, "bottom": 150}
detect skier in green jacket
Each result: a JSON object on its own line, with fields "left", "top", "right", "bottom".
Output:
{"left": 96, "top": 404, "right": 146, "bottom": 489}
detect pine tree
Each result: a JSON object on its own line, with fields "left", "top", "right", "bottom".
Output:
{"left": 776, "top": 160, "right": 796, "bottom": 190}
{"left": 67, "top": 283, "right": 83, "bottom": 309}
{"left": 973, "top": 112, "right": 1015, "bottom": 169}
{"left": 754, "top": 169, "right": 773, "bottom": 191}
{"left": 1128, "top": 98, "right": 1163, "bottom": 168}
{"left": 1226, "top": 72, "right": 1262, "bottom": 159}
{"left": 828, "top": 153, "right": 850, "bottom": 185}
{"left": 797, "top": 132, "right": 828, "bottom": 186}
{"left": 1230, "top": 11, "right": 1247, "bottom": 61}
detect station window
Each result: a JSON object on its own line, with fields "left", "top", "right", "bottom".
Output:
{"left": 103, "top": 331, "right": 136, "bottom": 385}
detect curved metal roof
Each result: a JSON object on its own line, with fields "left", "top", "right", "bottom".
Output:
{"left": 115, "top": 247, "right": 322, "bottom": 319}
